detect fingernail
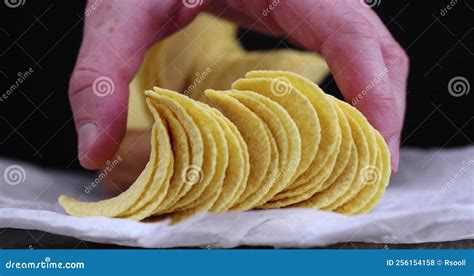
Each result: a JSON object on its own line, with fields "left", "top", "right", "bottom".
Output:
{"left": 388, "top": 136, "right": 400, "bottom": 172}
{"left": 78, "top": 122, "right": 99, "bottom": 167}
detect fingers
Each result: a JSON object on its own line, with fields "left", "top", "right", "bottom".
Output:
{"left": 353, "top": 3, "right": 410, "bottom": 170}
{"left": 267, "top": 0, "right": 405, "bottom": 170}
{"left": 205, "top": 1, "right": 285, "bottom": 37}
{"left": 69, "top": 0, "right": 202, "bottom": 169}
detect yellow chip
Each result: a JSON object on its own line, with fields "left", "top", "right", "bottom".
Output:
{"left": 291, "top": 145, "right": 358, "bottom": 209}
{"left": 221, "top": 90, "right": 301, "bottom": 206}
{"left": 189, "top": 50, "right": 328, "bottom": 103}
{"left": 264, "top": 100, "right": 350, "bottom": 206}
{"left": 59, "top": 101, "right": 173, "bottom": 220}
{"left": 321, "top": 108, "right": 372, "bottom": 211}
{"left": 205, "top": 89, "right": 277, "bottom": 210}
{"left": 231, "top": 77, "right": 320, "bottom": 181}
{"left": 322, "top": 99, "right": 378, "bottom": 210}
{"left": 338, "top": 130, "right": 391, "bottom": 214}
{"left": 246, "top": 71, "right": 340, "bottom": 188}
{"left": 146, "top": 88, "right": 228, "bottom": 212}
{"left": 145, "top": 103, "right": 190, "bottom": 213}
{"left": 145, "top": 95, "right": 204, "bottom": 212}
{"left": 208, "top": 107, "right": 250, "bottom": 212}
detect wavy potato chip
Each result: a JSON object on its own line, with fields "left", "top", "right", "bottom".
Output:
{"left": 144, "top": 95, "right": 204, "bottom": 213}
{"left": 205, "top": 89, "right": 279, "bottom": 210}
{"left": 146, "top": 88, "right": 228, "bottom": 213}
{"left": 221, "top": 90, "right": 301, "bottom": 206}
{"left": 261, "top": 101, "right": 349, "bottom": 208}
{"left": 322, "top": 110, "right": 371, "bottom": 211}
{"left": 232, "top": 77, "right": 320, "bottom": 182}
{"left": 208, "top": 107, "right": 250, "bottom": 212}
{"left": 59, "top": 102, "right": 173, "bottom": 220}
{"left": 338, "top": 131, "right": 391, "bottom": 215}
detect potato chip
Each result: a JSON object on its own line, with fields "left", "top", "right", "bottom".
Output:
{"left": 146, "top": 88, "right": 228, "bottom": 212}
{"left": 246, "top": 71, "right": 340, "bottom": 189}
{"left": 231, "top": 77, "right": 320, "bottom": 182}
{"left": 188, "top": 50, "right": 328, "bottom": 103}
{"left": 204, "top": 105, "right": 249, "bottom": 212}
{"left": 142, "top": 103, "right": 190, "bottom": 213}
{"left": 59, "top": 101, "right": 173, "bottom": 220}
{"left": 262, "top": 100, "right": 350, "bottom": 208}
{"left": 220, "top": 90, "right": 301, "bottom": 206}
{"left": 338, "top": 130, "right": 391, "bottom": 214}
{"left": 144, "top": 95, "right": 204, "bottom": 212}
{"left": 321, "top": 112, "right": 371, "bottom": 211}
{"left": 322, "top": 99, "right": 378, "bottom": 210}
{"left": 204, "top": 89, "right": 278, "bottom": 210}
{"left": 61, "top": 69, "right": 392, "bottom": 223}
{"left": 291, "top": 146, "right": 358, "bottom": 209}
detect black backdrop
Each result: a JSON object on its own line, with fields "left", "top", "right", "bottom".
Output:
{"left": 0, "top": 0, "right": 472, "bottom": 171}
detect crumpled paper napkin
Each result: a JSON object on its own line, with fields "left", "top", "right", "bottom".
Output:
{"left": 1, "top": 147, "right": 473, "bottom": 248}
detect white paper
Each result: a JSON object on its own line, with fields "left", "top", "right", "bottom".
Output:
{"left": 1, "top": 146, "right": 473, "bottom": 248}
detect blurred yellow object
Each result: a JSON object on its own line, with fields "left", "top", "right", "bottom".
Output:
{"left": 126, "top": 13, "right": 329, "bottom": 130}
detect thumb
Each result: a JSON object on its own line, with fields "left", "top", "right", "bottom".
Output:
{"left": 69, "top": 0, "right": 202, "bottom": 169}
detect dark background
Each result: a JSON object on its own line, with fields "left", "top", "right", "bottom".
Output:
{"left": 0, "top": 0, "right": 472, "bottom": 171}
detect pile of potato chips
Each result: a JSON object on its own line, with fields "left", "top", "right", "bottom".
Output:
{"left": 60, "top": 70, "right": 390, "bottom": 223}
{"left": 59, "top": 14, "right": 390, "bottom": 223}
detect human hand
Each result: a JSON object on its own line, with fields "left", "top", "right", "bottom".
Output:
{"left": 70, "top": 0, "right": 407, "bottom": 173}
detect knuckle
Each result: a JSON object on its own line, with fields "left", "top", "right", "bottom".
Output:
{"left": 339, "top": 12, "right": 377, "bottom": 40}
{"left": 382, "top": 40, "right": 409, "bottom": 69}
{"left": 69, "top": 67, "right": 104, "bottom": 97}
